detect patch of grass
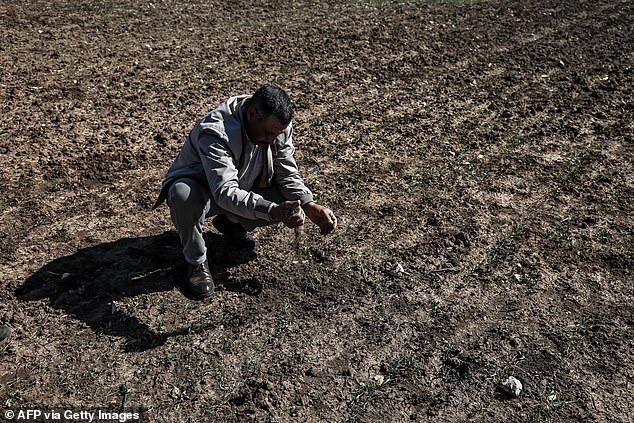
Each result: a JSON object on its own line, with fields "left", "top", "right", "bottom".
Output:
{"left": 557, "top": 153, "right": 596, "bottom": 188}
{"left": 3, "top": 390, "right": 23, "bottom": 408}
{"left": 347, "top": 379, "right": 383, "bottom": 415}
{"left": 574, "top": 315, "right": 608, "bottom": 335}
{"left": 527, "top": 393, "right": 573, "bottom": 423}
{"left": 404, "top": 166, "right": 447, "bottom": 190}
{"left": 477, "top": 225, "right": 527, "bottom": 273}
{"left": 345, "top": 354, "right": 418, "bottom": 419}
{"left": 47, "top": 180, "right": 73, "bottom": 193}
{"left": 381, "top": 354, "right": 418, "bottom": 383}
{"left": 507, "top": 135, "right": 527, "bottom": 148}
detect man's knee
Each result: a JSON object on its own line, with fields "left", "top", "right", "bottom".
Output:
{"left": 168, "top": 179, "right": 208, "bottom": 208}
{"left": 168, "top": 181, "right": 192, "bottom": 206}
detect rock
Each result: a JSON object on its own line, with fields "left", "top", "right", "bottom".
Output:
{"left": 499, "top": 376, "right": 522, "bottom": 398}
{"left": 387, "top": 262, "right": 405, "bottom": 278}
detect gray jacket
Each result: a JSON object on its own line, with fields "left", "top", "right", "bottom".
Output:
{"left": 153, "top": 95, "right": 314, "bottom": 221}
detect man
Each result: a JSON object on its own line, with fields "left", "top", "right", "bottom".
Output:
{"left": 154, "top": 84, "right": 337, "bottom": 300}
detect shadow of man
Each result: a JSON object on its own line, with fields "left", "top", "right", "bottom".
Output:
{"left": 15, "top": 231, "right": 259, "bottom": 352}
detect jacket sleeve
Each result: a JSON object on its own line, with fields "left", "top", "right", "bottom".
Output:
{"left": 273, "top": 125, "right": 315, "bottom": 205}
{"left": 198, "top": 132, "right": 274, "bottom": 221}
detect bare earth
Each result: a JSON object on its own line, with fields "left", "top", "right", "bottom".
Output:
{"left": 1, "top": 0, "right": 633, "bottom": 422}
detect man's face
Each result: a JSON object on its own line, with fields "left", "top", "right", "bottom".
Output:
{"left": 246, "top": 107, "right": 287, "bottom": 146}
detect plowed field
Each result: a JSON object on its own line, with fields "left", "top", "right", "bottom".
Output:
{"left": 1, "top": 0, "right": 632, "bottom": 422}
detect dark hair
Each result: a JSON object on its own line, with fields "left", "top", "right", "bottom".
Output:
{"left": 250, "top": 84, "right": 294, "bottom": 125}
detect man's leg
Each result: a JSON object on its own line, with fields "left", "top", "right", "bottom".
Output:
{"left": 168, "top": 178, "right": 213, "bottom": 264}
{"left": 168, "top": 178, "right": 215, "bottom": 299}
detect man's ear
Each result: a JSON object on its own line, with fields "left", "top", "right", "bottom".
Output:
{"left": 246, "top": 106, "right": 257, "bottom": 122}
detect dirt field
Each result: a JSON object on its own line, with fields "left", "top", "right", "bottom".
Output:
{"left": 1, "top": 0, "right": 633, "bottom": 421}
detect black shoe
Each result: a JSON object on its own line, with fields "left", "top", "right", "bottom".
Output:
{"left": 184, "top": 261, "right": 214, "bottom": 300}
{"left": 212, "top": 214, "right": 256, "bottom": 250}
{"left": 0, "top": 325, "right": 11, "bottom": 348}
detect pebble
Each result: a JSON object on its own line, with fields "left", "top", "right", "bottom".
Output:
{"left": 388, "top": 262, "right": 404, "bottom": 278}
{"left": 499, "top": 376, "right": 522, "bottom": 398}
{"left": 373, "top": 375, "right": 385, "bottom": 385}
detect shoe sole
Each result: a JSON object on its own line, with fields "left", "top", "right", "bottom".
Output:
{"left": 179, "top": 281, "right": 215, "bottom": 301}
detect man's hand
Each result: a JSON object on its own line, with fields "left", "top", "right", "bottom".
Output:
{"left": 271, "top": 200, "right": 305, "bottom": 229}
{"left": 303, "top": 202, "right": 337, "bottom": 235}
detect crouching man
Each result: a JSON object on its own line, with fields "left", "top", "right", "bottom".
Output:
{"left": 153, "top": 84, "right": 337, "bottom": 299}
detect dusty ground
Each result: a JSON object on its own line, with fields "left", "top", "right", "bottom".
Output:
{"left": 1, "top": 0, "right": 633, "bottom": 422}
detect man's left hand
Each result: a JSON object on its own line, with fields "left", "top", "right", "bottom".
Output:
{"left": 303, "top": 202, "right": 337, "bottom": 235}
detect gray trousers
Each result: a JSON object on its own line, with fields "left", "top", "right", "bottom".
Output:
{"left": 167, "top": 178, "right": 283, "bottom": 264}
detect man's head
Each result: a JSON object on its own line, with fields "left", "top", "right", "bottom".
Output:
{"left": 244, "top": 84, "right": 293, "bottom": 145}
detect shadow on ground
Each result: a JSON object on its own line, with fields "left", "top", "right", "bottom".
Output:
{"left": 15, "top": 231, "right": 258, "bottom": 352}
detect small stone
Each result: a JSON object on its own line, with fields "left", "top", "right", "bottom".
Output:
{"left": 388, "top": 262, "right": 405, "bottom": 278}
{"left": 499, "top": 376, "right": 522, "bottom": 398}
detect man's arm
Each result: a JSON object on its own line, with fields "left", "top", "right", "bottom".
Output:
{"left": 198, "top": 132, "right": 274, "bottom": 221}
{"left": 272, "top": 125, "right": 337, "bottom": 234}
{"left": 272, "top": 125, "right": 314, "bottom": 205}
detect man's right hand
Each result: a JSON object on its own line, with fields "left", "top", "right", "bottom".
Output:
{"left": 270, "top": 200, "right": 305, "bottom": 228}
